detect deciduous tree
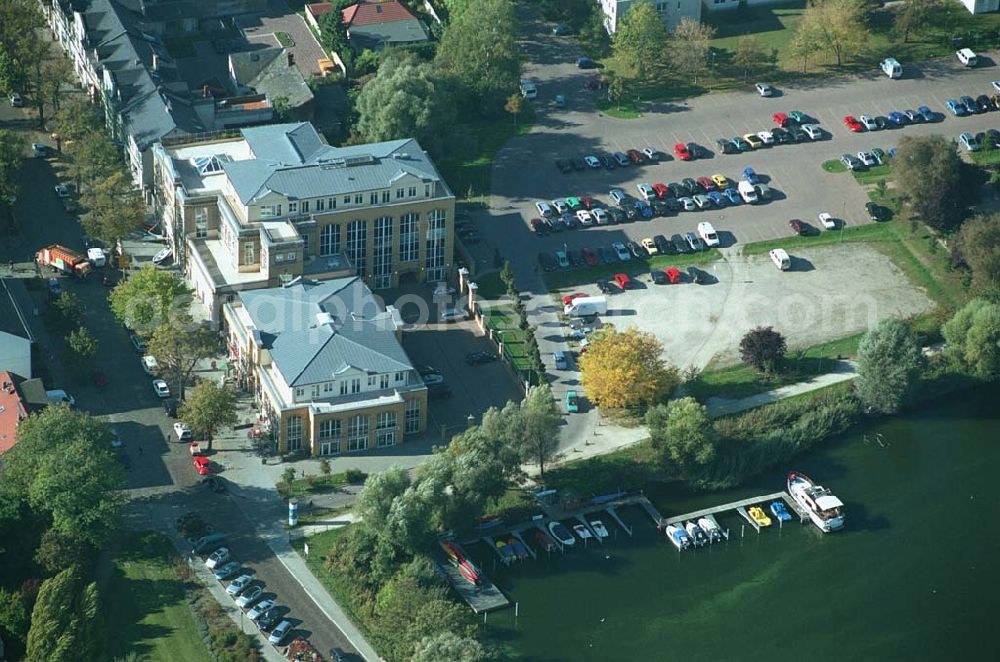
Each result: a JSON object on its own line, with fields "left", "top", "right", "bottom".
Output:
{"left": 670, "top": 17, "right": 716, "bottom": 84}
{"left": 435, "top": 0, "right": 521, "bottom": 114}
{"left": 953, "top": 213, "right": 1000, "bottom": 295}
{"left": 733, "top": 35, "right": 765, "bottom": 82}
{"left": 942, "top": 298, "right": 1000, "bottom": 380}
{"left": 26, "top": 567, "right": 99, "bottom": 662}
{"left": 504, "top": 92, "right": 523, "bottom": 124}
{"left": 895, "top": 0, "right": 944, "bottom": 43}
{"left": 355, "top": 55, "right": 455, "bottom": 154}
{"left": 412, "top": 631, "right": 487, "bottom": 662}
{"left": 179, "top": 381, "right": 237, "bottom": 451}
{"left": 147, "top": 316, "right": 219, "bottom": 400}
{"left": 109, "top": 265, "right": 189, "bottom": 331}
{"left": 0, "top": 406, "right": 125, "bottom": 547}
{"left": 855, "top": 319, "right": 923, "bottom": 413}
{"left": 0, "top": 129, "right": 26, "bottom": 208}
{"left": 739, "top": 326, "right": 787, "bottom": 374}
{"left": 613, "top": 0, "right": 669, "bottom": 79}
{"left": 520, "top": 384, "right": 561, "bottom": 478}
{"left": 66, "top": 327, "right": 99, "bottom": 365}
{"left": 0, "top": 588, "right": 30, "bottom": 658}
{"left": 894, "top": 135, "right": 975, "bottom": 233}
{"left": 81, "top": 169, "right": 146, "bottom": 250}
{"left": 647, "top": 397, "right": 716, "bottom": 476}
{"left": 34, "top": 528, "right": 95, "bottom": 575}
{"left": 799, "top": 0, "right": 869, "bottom": 67}
{"left": 579, "top": 327, "right": 680, "bottom": 410}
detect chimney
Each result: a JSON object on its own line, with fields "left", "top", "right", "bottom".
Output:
{"left": 287, "top": 51, "right": 295, "bottom": 67}
{"left": 152, "top": 53, "right": 158, "bottom": 71}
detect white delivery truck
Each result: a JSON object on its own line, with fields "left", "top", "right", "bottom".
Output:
{"left": 564, "top": 295, "right": 607, "bottom": 317}
{"left": 880, "top": 58, "right": 901, "bottom": 79}
{"left": 738, "top": 180, "right": 758, "bottom": 204}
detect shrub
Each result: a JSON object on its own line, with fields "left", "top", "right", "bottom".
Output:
{"left": 345, "top": 468, "right": 366, "bottom": 484}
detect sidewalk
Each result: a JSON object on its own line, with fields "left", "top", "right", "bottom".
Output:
{"left": 704, "top": 360, "right": 858, "bottom": 418}
{"left": 213, "top": 416, "right": 380, "bottom": 662}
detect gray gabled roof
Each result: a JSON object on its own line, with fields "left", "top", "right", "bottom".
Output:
{"left": 348, "top": 18, "right": 429, "bottom": 50}
{"left": 238, "top": 277, "right": 413, "bottom": 387}
{"left": 224, "top": 123, "right": 442, "bottom": 204}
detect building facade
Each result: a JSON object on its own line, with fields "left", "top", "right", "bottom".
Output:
{"left": 599, "top": 0, "right": 702, "bottom": 33}
{"left": 152, "top": 122, "right": 454, "bottom": 325}
{"left": 222, "top": 277, "right": 428, "bottom": 455}
{"left": 958, "top": 0, "right": 999, "bottom": 13}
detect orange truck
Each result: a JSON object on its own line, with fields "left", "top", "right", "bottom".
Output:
{"left": 36, "top": 244, "right": 91, "bottom": 277}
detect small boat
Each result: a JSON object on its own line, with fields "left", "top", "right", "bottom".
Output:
{"left": 770, "top": 501, "right": 793, "bottom": 522}
{"left": 697, "top": 517, "right": 723, "bottom": 543}
{"left": 573, "top": 524, "right": 593, "bottom": 540}
{"left": 535, "top": 529, "right": 558, "bottom": 551}
{"left": 590, "top": 520, "right": 610, "bottom": 538}
{"left": 495, "top": 539, "right": 516, "bottom": 561}
{"left": 507, "top": 537, "right": 529, "bottom": 560}
{"left": 748, "top": 506, "right": 772, "bottom": 527}
{"left": 440, "top": 541, "right": 481, "bottom": 585}
{"left": 788, "top": 471, "right": 845, "bottom": 532}
{"left": 685, "top": 521, "right": 708, "bottom": 546}
{"left": 549, "top": 521, "right": 575, "bottom": 546}
{"left": 665, "top": 525, "right": 692, "bottom": 550}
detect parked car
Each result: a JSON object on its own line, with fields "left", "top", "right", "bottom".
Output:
{"left": 742, "top": 167, "right": 759, "bottom": 185}
{"left": 237, "top": 586, "right": 265, "bottom": 609}
{"left": 684, "top": 232, "right": 704, "bottom": 252}
{"left": 653, "top": 235, "right": 673, "bottom": 254}
{"left": 9, "top": 92, "right": 23, "bottom": 107}
{"left": 697, "top": 221, "right": 720, "bottom": 247}
{"left": 665, "top": 267, "right": 683, "bottom": 284}
{"left": 256, "top": 607, "right": 283, "bottom": 631}
{"left": 773, "top": 112, "right": 792, "bottom": 127}
{"left": 674, "top": 143, "right": 692, "bottom": 160}
{"left": 788, "top": 110, "right": 809, "bottom": 123}
{"left": 205, "top": 547, "right": 231, "bottom": 570}
{"left": 152, "top": 379, "right": 171, "bottom": 398}
{"left": 716, "top": 138, "right": 737, "bottom": 155}
{"left": 917, "top": 105, "right": 937, "bottom": 122}
{"left": 672, "top": 234, "right": 690, "bottom": 254}
{"left": 840, "top": 153, "right": 862, "bottom": 171}
{"left": 818, "top": 212, "right": 837, "bottom": 230}
{"left": 248, "top": 599, "right": 277, "bottom": 621}
{"left": 213, "top": 562, "right": 241, "bottom": 581}
{"left": 628, "top": 241, "right": 647, "bottom": 259}
{"left": 960, "top": 95, "right": 978, "bottom": 115}
{"left": 612, "top": 241, "right": 631, "bottom": 261}
{"left": 226, "top": 573, "right": 256, "bottom": 596}
{"left": 636, "top": 183, "right": 656, "bottom": 200}
{"left": 887, "top": 111, "right": 908, "bottom": 126}
{"left": 465, "top": 351, "right": 497, "bottom": 365}
{"left": 958, "top": 132, "right": 980, "bottom": 152}
{"left": 613, "top": 151, "right": 631, "bottom": 167}
{"left": 193, "top": 456, "right": 213, "bottom": 475}
{"left": 789, "top": 219, "right": 808, "bottom": 235}
{"left": 174, "top": 422, "right": 193, "bottom": 441}
{"left": 956, "top": 47, "right": 978, "bottom": 67}
{"left": 742, "top": 133, "right": 763, "bottom": 149}
{"left": 584, "top": 155, "right": 602, "bottom": 168}
{"left": 946, "top": 99, "right": 969, "bottom": 116}
{"left": 801, "top": 124, "right": 823, "bottom": 140}
{"left": 755, "top": 82, "right": 774, "bottom": 97}
{"left": 553, "top": 351, "right": 569, "bottom": 370}
{"left": 565, "top": 390, "right": 579, "bottom": 413}
{"left": 440, "top": 307, "right": 469, "bottom": 322}
{"left": 687, "top": 266, "right": 711, "bottom": 285}
{"left": 626, "top": 149, "right": 644, "bottom": 164}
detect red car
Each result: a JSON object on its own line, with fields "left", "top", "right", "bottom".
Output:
{"left": 91, "top": 369, "right": 108, "bottom": 388}
{"left": 580, "top": 195, "right": 593, "bottom": 209}
{"left": 193, "top": 456, "right": 213, "bottom": 475}
{"left": 626, "top": 149, "right": 644, "bottom": 164}
{"left": 772, "top": 112, "right": 792, "bottom": 128}
{"left": 562, "top": 292, "right": 588, "bottom": 306}
{"left": 789, "top": 219, "right": 807, "bottom": 235}
{"left": 673, "top": 143, "right": 692, "bottom": 161}
{"left": 613, "top": 273, "right": 632, "bottom": 290}
{"left": 843, "top": 115, "right": 863, "bottom": 132}
{"left": 696, "top": 176, "right": 716, "bottom": 192}
{"left": 665, "top": 267, "right": 683, "bottom": 284}
{"left": 580, "top": 247, "right": 599, "bottom": 266}
{"left": 652, "top": 182, "right": 669, "bottom": 198}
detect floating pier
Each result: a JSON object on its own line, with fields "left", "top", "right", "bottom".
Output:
{"left": 605, "top": 506, "right": 633, "bottom": 537}
{"left": 435, "top": 559, "right": 509, "bottom": 614}
{"left": 663, "top": 491, "right": 806, "bottom": 527}
{"left": 510, "top": 530, "right": 538, "bottom": 559}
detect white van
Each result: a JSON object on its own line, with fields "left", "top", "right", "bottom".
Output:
{"left": 564, "top": 296, "right": 607, "bottom": 317}
{"left": 737, "top": 180, "right": 758, "bottom": 204}
{"left": 956, "top": 48, "right": 977, "bottom": 67}
{"left": 519, "top": 79, "right": 537, "bottom": 99}
{"left": 769, "top": 248, "right": 791, "bottom": 271}
{"left": 142, "top": 354, "right": 159, "bottom": 375}
{"left": 87, "top": 247, "right": 106, "bottom": 267}
{"left": 697, "top": 222, "right": 720, "bottom": 247}
{"left": 880, "top": 58, "right": 901, "bottom": 79}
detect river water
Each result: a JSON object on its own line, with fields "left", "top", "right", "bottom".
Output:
{"left": 482, "top": 387, "right": 1000, "bottom": 661}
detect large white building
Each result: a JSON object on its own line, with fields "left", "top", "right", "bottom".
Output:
{"left": 959, "top": 0, "right": 999, "bottom": 13}
{"left": 599, "top": 0, "right": 702, "bottom": 33}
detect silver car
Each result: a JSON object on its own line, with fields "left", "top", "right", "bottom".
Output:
{"left": 612, "top": 241, "right": 631, "bottom": 261}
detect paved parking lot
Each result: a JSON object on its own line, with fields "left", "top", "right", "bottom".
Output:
{"left": 565, "top": 244, "right": 934, "bottom": 369}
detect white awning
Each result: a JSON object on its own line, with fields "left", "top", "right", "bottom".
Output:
{"left": 816, "top": 495, "right": 844, "bottom": 510}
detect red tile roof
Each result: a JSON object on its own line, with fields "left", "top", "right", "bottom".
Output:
{"left": 342, "top": 1, "right": 418, "bottom": 27}
{"left": 0, "top": 371, "right": 28, "bottom": 454}
{"left": 306, "top": 2, "right": 333, "bottom": 18}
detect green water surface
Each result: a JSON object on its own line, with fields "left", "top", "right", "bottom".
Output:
{"left": 482, "top": 389, "right": 1000, "bottom": 661}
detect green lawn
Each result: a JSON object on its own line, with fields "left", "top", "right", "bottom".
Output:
{"left": 853, "top": 164, "right": 893, "bottom": 186}
{"left": 439, "top": 108, "right": 535, "bottom": 201}
{"left": 481, "top": 304, "right": 532, "bottom": 371}
{"left": 544, "top": 249, "right": 721, "bottom": 291}
{"left": 98, "top": 531, "right": 210, "bottom": 662}
{"left": 969, "top": 145, "right": 1000, "bottom": 166}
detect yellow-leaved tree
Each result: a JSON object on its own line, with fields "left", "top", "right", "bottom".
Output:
{"left": 579, "top": 327, "right": 679, "bottom": 410}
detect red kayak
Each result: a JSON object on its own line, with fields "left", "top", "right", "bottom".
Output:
{"left": 440, "top": 541, "right": 481, "bottom": 585}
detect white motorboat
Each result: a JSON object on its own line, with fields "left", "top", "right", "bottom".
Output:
{"left": 787, "top": 471, "right": 845, "bottom": 532}
{"left": 685, "top": 521, "right": 708, "bottom": 546}
{"left": 697, "top": 517, "right": 723, "bottom": 543}
{"left": 590, "top": 520, "right": 610, "bottom": 539}
{"left": 573, "top": 524, "right": 593, "bottom": 540}
{"left": 665, "top": 525, "right": 692, "bottom": 550}
{"left": 548, "top": 521, "right": 576, "bottom": 546}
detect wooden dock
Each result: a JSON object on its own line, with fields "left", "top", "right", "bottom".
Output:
{"left": 605, "top": 507, "right": 633, "bottom": 537}
{"left": 662, "top": 491, "right": 805, "bottom": 526}
{"left": 435, "top": 559, "right": 510, "bottom": 614}
{"left": 510, "top": 530, "right": 538, "bottom": 559}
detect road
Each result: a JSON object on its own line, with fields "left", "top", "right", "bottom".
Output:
{"left": 0, "top": 112, "right": 365, "bottom": 659}
{"left": 471, "top": 4, "right": 1000, "bottom": 454}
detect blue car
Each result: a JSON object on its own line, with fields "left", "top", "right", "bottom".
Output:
{"left": 917, "top": 105, "right": 937, "bottom": 122}
{"left": 576, "top": 57, "right": 596, "bottom": 69}
{"left": 634, "top": 200, "right": 653, "bottom": 218}
{"left": 742, "top": 166, "right": 760, "bottom": 185}
{"left": 888, "top": 111, "right": 908, "bottom": 126}
{"left": 723, "top": 187, "right": 742, "bottom": 205}
{"left": 561, "top": 212, "right": 578, "bottom": 229}
{"left": 945, "top": 99, "right": 968, "bottom": 116}
{"left": 707, "top": 191, "right": 726, "bottom": 206}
